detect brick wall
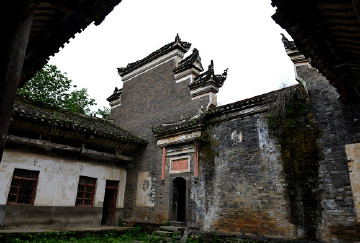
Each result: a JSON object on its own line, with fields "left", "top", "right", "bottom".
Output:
{"left": 193, "top": 112, "right": 297, "bottom": 239}
{"left": 112, "top": 58, "right": 210, "bottom": 223}
{"left": 188, "top": 65, "right": 360, "bottom": 241}
{"left": 298, "top": 65, "right": 360, "bottom": 241}
{"left": 112, "top": 51, "right": 360, "bottom": 241}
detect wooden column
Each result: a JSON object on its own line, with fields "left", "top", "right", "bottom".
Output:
{"left": 0, "top": 1, "right": 37, "bottom": 162}
{"left": 194, "top": 141, "right": 199, "bottom": 177}
{"left": 161, "top": 147, "right": 166, "bottom": 182}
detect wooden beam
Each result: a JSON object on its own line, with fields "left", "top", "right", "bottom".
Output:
{"left": 0, "top": 1, "right": 38, "bottom": 163}
{"left": 7, "top": 134, "right": 80, "bottom": 153}
{"left": 353, "top": 0, "right": 360, "bottom": 24}
{"left": 162, "top": 147, "right": 166, "bottom": 183}
{"left": 7, "top": 134, "right": 134, "bottom": 162}
{"left": 82, "top": 148, "right": 133, "bottom": 162}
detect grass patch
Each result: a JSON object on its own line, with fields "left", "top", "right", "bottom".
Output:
{"left": 0, "top": 226, "right": 157, "bottom": 243}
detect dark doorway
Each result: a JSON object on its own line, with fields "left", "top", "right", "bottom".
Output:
{"left": 101, "top": 180, "right": 119, "bottom": 225}
{"left": 171, "top": 177, "right": 186, "bottom": 222}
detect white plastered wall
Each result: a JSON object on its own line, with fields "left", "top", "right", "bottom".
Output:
{"left": 0, "top": 150, "right": 127, "bottom": 208}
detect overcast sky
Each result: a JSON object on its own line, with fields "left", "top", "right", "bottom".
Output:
{"left": 49, "top": 0, "right": 295, "bottom": 111}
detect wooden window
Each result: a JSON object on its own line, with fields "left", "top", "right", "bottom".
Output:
{"left": 7, "top": 169, "right": 39, "bottom": 205}
{"left": 76, "top": 176, "right": 96, "bottom": 206}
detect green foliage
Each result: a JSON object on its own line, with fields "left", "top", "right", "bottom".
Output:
{"left": 0, "top": 228, "right": 261, "bottom": 243}
{"left": 265, "top": 84, "right": 309, "bottom": 129}
{"left": 265, "top": 114, "right": 278, "bottom": 129}
{"left": 0, "top": 227, "right": 150, "bottom": 243}
{"left": 117, "top": 217, "right": 124, "bottom": 227}
{"left": 63, "top": 88, "right": 96, "bottom": 114}
{"left": 17, "top": 64, "right": 96, "bottom": 114}
{"left": 267, "top": 100, "right": 308, "bottom": 129}
{"left": 97, "top": 106, "right": 111, "bottom": 119}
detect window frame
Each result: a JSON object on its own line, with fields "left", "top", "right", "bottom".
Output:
{"left": 7, "top": 168, "right": 39, "bottom": 205}
{"left": 75, "top": 176, "right": 97, "bottom": 207}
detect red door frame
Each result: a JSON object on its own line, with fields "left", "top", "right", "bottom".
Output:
{"left": 105, "top": 181, "right": 119, "bottom": 225}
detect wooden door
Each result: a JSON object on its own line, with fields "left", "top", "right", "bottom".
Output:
{"left": 102, "top": 180, "right": 119, "bottom": 225}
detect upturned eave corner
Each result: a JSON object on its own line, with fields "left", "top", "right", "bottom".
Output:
{"left": 189, "top": 60, "right": 228, "bottom": 90}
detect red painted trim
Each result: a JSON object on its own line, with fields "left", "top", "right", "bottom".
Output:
{"left": 162, "top": 147, "right": 166, "bottom": 181}
{"left": 194, "top": 141, "right": 199, "bottom": 177}
{"left": 75, "top": 176, "right": 96, "bottom": 206}
{"left": 7, "top": 169, "right": 39, "bottom": 205}
{"left": 106, "top": 180, "right": 119, "bottom": 225}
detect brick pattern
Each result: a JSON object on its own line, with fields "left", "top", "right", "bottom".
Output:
{"left": 297, "top": 66, "right": 360, "bottom": 241}
{"left": 192, "top": 116, "right": 297, "bottom": 239}
{"left": 112, "top": 59, "right": 210, "bottom": 223}
{"left": 112, "top": 52, "right": 360, "bottom": 241}
{"left": 187, "top": 65, "right": 360, "bottom": 241}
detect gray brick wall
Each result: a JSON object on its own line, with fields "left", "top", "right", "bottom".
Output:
{"left": 112, "top": 58, "right": 210, "bottom": 223}
{"left": 112, "top": 54, "right": 360, "bottom": 241}
{"left": 187, "top": 65, "right": 360, "bottom": 241}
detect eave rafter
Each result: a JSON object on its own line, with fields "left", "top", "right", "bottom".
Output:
{"left": 272, "top": 0, "right": 360, "bottom": 102}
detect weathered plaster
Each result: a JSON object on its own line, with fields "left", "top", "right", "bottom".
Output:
{"left": 0, "top": 150, "right": 127, "bottom": 208}
{"left": 136, "top": 171, "right": 155, "bottom": 207}
{"left": 345, "top": 143, "right": 360, "bottom": 221}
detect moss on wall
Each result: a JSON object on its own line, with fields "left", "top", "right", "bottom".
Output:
{"left": 199, "top": 125, "right": 219, "bottom": 212}
{"left": 268, "top": 96, "right": 322, "bottom": 240}
{"left": 280, "top": 124, "right": 321, "bottom": 240}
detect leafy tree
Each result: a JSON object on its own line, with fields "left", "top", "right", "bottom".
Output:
{"left": 96, "top": 106, "right": 111, "bottom": 119}
{"left": 17, "top": 64, "right": 96, "bottom": 114}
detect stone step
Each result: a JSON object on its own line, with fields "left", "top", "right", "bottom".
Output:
{"left": 154, "top": 230, "right": 173, "bottom": 237}
{"left": 169, "top": 221, "right": 186, "bottom": 227}
{"left": 159, "top": 226, "right": 186, "bottom": 232}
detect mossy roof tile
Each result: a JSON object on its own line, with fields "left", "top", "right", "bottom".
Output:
{"left": 12, "top": 98, "right": 146, "bottom": 144}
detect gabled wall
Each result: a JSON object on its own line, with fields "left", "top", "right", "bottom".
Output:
{"left": 112, "top": 53, "right": 210, "bottom": 223}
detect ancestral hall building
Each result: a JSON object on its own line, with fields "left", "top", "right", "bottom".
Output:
{"left": 1, "top": 34, "right": 360, "bottom": 242}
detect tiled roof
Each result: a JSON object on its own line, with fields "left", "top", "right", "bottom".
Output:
{"left": 152, "top": 115, "right": 202, "bottom": 136}
{"left": 107, "top": 87, "right": 122, "bottom": 102}
{"left": 118, "top": 34, "right": 191, "bottom": 77}
{"left": 189, "top": 60, "right": 228, "bottom": 89}
{"left": 12, "top": 98, "right": 146, "bottom": 144}
{"left": 272, "top": 0, "right": 360, "bottom": 102}
{"left": 173, "top": 48, "right": 203, "bottom": 74}
{"left": 153, "top": 85, "right": 303, "bottom": 137}
{"left": 206, "top": 84, "right": 302, "bottom": 118}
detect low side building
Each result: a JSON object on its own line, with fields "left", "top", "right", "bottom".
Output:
{"left": 0, "top": 99, "right": 146, "bottom": 228}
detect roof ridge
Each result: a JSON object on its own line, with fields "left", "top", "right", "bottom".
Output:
{"left": 173, "top": 48, "right": 203, "bottom": 74}
{"left": 117, "top": 34, "right": 191, "bottom": 77}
